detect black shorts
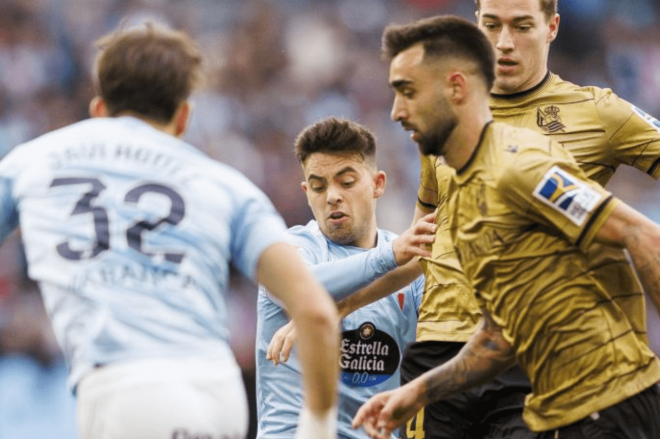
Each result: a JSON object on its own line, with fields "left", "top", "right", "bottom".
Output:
{"left": 399, "top": 340, "right": 535, "bottom": 439}
{"left": 537, "top": 384, "right": 660, "bottom": 439}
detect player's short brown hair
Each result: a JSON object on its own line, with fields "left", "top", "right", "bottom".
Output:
{"left": 382, "top": 15, "right": 495, "bottom": 92}
{"left": 93, "top": 22, "right": 203, "bottom": 124}
{"left": 294, "top": 117, "right": 376, "bottom": 166}
{"left": 474, "top": 0, "right": 558, "bottom": 22}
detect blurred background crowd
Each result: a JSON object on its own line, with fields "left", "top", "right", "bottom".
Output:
{"left": 0, "top": 0, "right": 659, "bottom": 437}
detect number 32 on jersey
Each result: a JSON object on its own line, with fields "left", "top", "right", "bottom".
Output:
{"left": 50, "top": 177, "right": 186, "bottom": 263}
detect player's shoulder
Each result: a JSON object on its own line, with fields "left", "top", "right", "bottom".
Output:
{"left": 286, "top": 220, "right": 327, "bottom": 248}
{"left": 549, "top": 73, "right": 615, "bottom": 102}
{"left": 489, "top": 122, "right": 554, "bottom": 155}
{"left": 487, "top": 122, "right": 570, "bottom": 179}
{"left": 287, "top": 220, "right": 322, "bottom": 241}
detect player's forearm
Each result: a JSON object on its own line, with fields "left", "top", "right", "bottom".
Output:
{"left": 596, "top": 203, "right": 660, "bottom": 316}
{"left": 336, "top": 259, "right": 422, "bottom": 319}
{"left": 623, "top": 231, "right": 660, "bottom": 317}
{"left": 421, "top": 313, "right": 515, "bottom": 405}
{"left": 308, "top": 242, "right": 398, "bottom": 301}
{"left": 257, "top": 243, "right": 340, "bottom": 411}
{"left": 295, "top": 305, "right": 340, "bottom": 412}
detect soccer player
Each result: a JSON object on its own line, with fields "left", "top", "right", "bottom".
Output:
{"left": 345, "top": 3, "right": 660, "bottom": 438}
{"left": 0, "top": 22, "right": 340, "bottom": 439}
{"left": 256, "top": 117, "right": 435, "bottom": 439}
{"left": 352, "top": 15, "right": 660, "bottom": 439}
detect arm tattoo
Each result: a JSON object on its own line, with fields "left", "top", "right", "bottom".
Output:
{"left": 422, "top": 309, "right": 516, "bottom": 405}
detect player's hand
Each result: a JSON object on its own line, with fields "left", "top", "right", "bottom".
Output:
{"left": 352, "top": 381, "right": 425, "bottom": 439}
{"left": 392, "top": 212, "right": 437, "bottom": 265}
{"left": 266, "top": 320, "right": 297, "bottom": 365}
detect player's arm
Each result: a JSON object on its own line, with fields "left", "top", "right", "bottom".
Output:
{"left": 336, "top": 206, "right": 431, "bottom": 318}
{"left": 595, "top": 201, "right": 660, "bottom": 316}
{"left": 352, "top": 308, "right": 515, "bottom": 438}
{"left": 256, "top": 242, "right": 339, "bottom": 434}
{"left": 267, "top": 212, "right": 434, "bottom": 364}
{"left": 304, "top": 211, "right": 435, "bottom": 302}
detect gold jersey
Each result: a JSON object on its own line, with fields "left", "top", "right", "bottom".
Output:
{"left": 416, "top": 155, "right": 479, "bottom": 341}
{"left": 416, "top": 72, "right": 660, "bottom": 343}
{"left": 489, "top": 72, "right": 660, "bottom": 345}
{"left": 448, "top": 121, "right": 660, "bottom": 432}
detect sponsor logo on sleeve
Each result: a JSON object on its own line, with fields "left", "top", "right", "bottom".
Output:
{"left": 339, "top": 322, "right": 400, "bottom": 387}
{"left": 533, "top": 166, "right": 603, "bottom": 226}
{"left": 631, "top": 105, "right": 660, "bottom": 133}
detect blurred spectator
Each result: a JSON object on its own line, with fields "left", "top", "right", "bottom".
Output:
{"left": 0, "top": 282, "right": 79, "bottom": 439}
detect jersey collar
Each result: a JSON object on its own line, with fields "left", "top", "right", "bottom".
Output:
{"left": 456, "top": 120, "right": 493, "bottom": 176}
{"left": 490, "top": 71, "right": 552, "bottom": 101}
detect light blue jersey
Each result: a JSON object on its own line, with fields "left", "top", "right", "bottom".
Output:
{"left": 0, "top": 116, "right": 289, "bottom": 392}
{"left": 256, "top": 221, "right": 423, "bottom": 439}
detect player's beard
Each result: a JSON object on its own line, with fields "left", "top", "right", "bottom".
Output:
{"left": 416, "top": 114, "right": 457, "bottom": 157}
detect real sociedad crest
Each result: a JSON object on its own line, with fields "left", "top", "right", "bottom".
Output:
{"left": 537, "top": 105, "right": 565, "bottom": 133}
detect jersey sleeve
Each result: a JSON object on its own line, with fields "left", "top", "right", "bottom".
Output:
{"left": 286, "top": 227, "right": 398, "bottom": 302}
{"left": 594, "top": 87, "right": 660, "bottom": 179}
{"left": 417, "top": 153, "right": 439, "bottom": 213}
{"left": 500, "top": 144, "right": 617, "bottom": 253}
{"left": 228, "top": 178, "right": 290, "bottom": 282}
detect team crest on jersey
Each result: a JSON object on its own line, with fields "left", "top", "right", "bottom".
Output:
{"left": 339, "top": 322, "right": 400, "bottom": 388}
{"left": 536, "top": 105, "right": 565, "bottom": 133}
{"left": 533, "top": 166, "right": 603, "bottom": 226}
{"left": 631, "top": 105, "right": 660, "bottom": 133}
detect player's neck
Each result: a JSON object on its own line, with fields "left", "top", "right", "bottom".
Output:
{"left": 443, "top": 104, "right": 492, "bottom": 170}
{"left": 355, "top": 223, "right": 379, "bottom": 249}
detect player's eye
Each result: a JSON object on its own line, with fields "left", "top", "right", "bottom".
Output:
{"left": 400, "top": 89, "right": 415, "bottom": 98}
{"left": 482, "top": 22, "right": 499, "bottom": 31}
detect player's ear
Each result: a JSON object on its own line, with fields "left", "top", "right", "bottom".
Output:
{"left": 547, "top": 13, "right": 560, "bottom": 43}
{"left": 301, "top": 181, "right": 308, "bottom": 195}
{"left": 173, "top": 101, "right": 192, "bottom": 137}
{"left": 89, "top": 96, "right": 108, "bottom": 118}
{"left": 448, "top": 71, "right": 467, "bottom": 102}
{"left": 373, "top": 170, "right": 386, "bottom": 199}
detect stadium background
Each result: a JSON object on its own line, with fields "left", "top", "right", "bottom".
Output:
{"left": 0, "top": 0, "right": 658, "bottom": 437}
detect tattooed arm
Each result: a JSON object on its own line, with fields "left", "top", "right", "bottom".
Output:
{"left": 595, "top": 202, "right": 660, "bottom": 316}
{"left": 352, "top": 309, "right": 515, "bottom": 439}
{"left": 423, "top": 307, "right": 516, "bottom": 399}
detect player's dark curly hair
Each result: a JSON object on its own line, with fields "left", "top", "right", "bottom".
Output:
{"left": 382, "top": 15, "right": 495, "bottom": 92}
{"left": 93, "top": 21, "right": 204, "bottom": 124}
{"left": 294, "top": 117, "right": 376, "bottom": 166}
{"left": 474, "top": 0, "right": 558, "bottom": 21}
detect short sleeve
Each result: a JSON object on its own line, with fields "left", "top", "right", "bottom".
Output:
{"left": 417, "top": 154, "right": 440, "bottom": 213}
{"left": 500, "top": 144, "right": 615, "bottom": 251}
{"left": 595, "top": 88, "right": 660, "bottom": 178}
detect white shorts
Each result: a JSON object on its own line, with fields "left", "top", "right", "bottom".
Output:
{"left": 77, "top": 357, "right": 248, "bottom": 439}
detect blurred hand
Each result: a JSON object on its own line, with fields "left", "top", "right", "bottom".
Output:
{"left": 352, "top": 380, "right": 425, "bottom": 439}
{"left": 266, "top": 320, "right": 297, "bottom": 365}
{"left": 392, "top": 212, "right": 437, "bottom": 266}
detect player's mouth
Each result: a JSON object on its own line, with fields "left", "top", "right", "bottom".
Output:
{"left": 497, "top": 58, "right": 518, "bottom": 74}
{"left": 328, "top": 211, "right": 348, "bottom": 224}
{"left": 401, "top": 123, "right": 420, "bottom": 140}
